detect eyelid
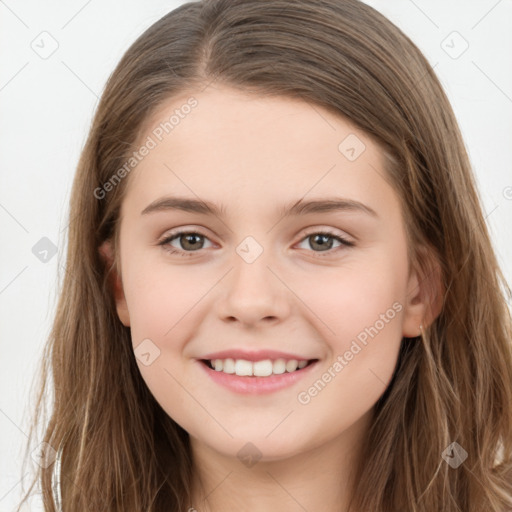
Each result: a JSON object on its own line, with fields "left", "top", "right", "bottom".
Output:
{"left": 300, "top": 226, "right": 353, "bottom": 243}
{"left": 294, "top": 228, "right": 355, "bottom": 256}
{"left": 157, "top": 227, "right": 215, "bottom": 253}
{"left": 158, "top": 226, "right": 214, "bottom": 243}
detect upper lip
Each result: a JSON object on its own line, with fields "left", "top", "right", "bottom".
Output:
{"left": 199, "top": 349, "right": 317, "bottom": 362}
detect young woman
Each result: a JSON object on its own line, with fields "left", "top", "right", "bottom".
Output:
{"left": 18, "top": 0, "right": 512, "bottom": 510}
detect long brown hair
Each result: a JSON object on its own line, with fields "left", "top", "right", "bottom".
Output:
{"left": 17, "top": 0, "right": 512, "bottom": 510}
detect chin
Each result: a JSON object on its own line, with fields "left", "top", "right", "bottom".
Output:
{"left": 194, "top": 429, "right": 309, "bottom": 464}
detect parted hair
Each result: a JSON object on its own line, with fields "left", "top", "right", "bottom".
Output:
{"left": 18, "top": 0, "right": 512, "bottom": 510}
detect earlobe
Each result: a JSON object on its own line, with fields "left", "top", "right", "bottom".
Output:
{"left": 402, "top": 251, "right": 444, "bottom": 338}
{"left": 98, "top": 239, "right": 131, "bottom": 327}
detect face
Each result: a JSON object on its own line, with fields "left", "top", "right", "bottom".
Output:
{"left": 100, "top": 85, "right": 427, "bottom": 463}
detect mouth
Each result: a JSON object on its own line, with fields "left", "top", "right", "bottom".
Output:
{"left": 197, "top": 357, "right": 320, "bottom": 394}
{"left": 200, "top": 358, "right": 318, "bottom": 377}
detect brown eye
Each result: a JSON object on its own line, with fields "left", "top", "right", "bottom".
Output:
{"left": 308, "top": 233, "right": 335, "bottom": 251}
{"left": 176, "top": 233, "right": 204, "bottom": 251}
{"left": 297, "top": 230, "right": 354, "bottom": 256}
{"left": 159, "top": 231, "right": 213, "bottom": 256}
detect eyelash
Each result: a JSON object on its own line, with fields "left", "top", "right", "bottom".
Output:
{"left": 157, "top": 229, "right": 355, "bottom": 258}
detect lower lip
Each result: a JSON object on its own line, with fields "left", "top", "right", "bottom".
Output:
{"left": 197, "top": 360, "right": 319, "bottom": 394}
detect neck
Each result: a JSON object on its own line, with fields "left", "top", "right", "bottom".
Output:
{"left": 188, "top": 411, "right": 371, "bottom": 512}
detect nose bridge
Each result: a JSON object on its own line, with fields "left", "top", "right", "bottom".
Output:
{"left": 218, "top": 234, "right": 290, "bottom": 324}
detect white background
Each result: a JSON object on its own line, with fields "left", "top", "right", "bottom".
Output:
{"left": 1, "top": 1, "right": 511, "bottom": 510}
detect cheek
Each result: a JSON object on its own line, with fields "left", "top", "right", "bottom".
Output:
{"left": 291, "top": 273, "right": 404, "bottom": 441}
{"left": 296, "top": 254, "right": 406, "bottom": 346}
{"left": 124, "top": 257, "right": 209, "bottom": 345}
{"left": 292, "top": 254, "right": 407, "bottom": 409}
{"left": 122, "top": 259, "right": 202, "bottom": 430}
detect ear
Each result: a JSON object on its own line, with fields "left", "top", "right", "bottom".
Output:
{"left": 401, "top": 247, "right": 444, "bottom": 337}
{"left": 98, "top": 239, "right": 130, "bottom": 327}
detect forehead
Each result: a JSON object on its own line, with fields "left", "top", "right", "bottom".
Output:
{"left": 122, "top": 85, "right": 397, "bottom": 221}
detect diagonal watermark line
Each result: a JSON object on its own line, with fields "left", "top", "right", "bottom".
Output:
{"left": 305, "top": 99, "right": 337, "bottom": 131}
{"left": 199, "top": 70, "right": 222, "bottom": 94}
{"left": 472, "top": 61, "right": 512, "bottom": 104}
{"left": 0, "top": 61, "right": 29, "bottom": 92}
{"left": 484, "top": 204, "right": 499, "bottom": 220}
{"left": 0, "top": 0, "right": 29, "bottom": 28}
{"left": 60, "top": 217, "right": 71, "bottom": 233}
{"left": 163, "top": 367, "right": 234, "bottom": 438}
{"left": 0, "top": 473, "right": 28, "bottom": 503}
{"left": 265, "top": 410, "right": 294, "bottom": 438}
{"left": 407, "top": 62, "right": 439, "bottom": 96}
{"left": 0, "top": 202, "right": 29, "bottom": 232}
{"left": 265, "top": 471, "right": 310, "bottom": 511}
{"left": 201, "top": 471, "right": 233, "bottom": 502}
{"left": 61, "top": 0, "right": 94, "bottom": 29}
{"left": 368, "top": 367, "right": 386, "bottom": 386}
{"left": 367, "top": 161, "right": 393, "bottom": 185}
{"left": 471, "top": 0, "right": 503, "bottom": 30}
{"left": 0, "top": 407, "right": 28, "bottom": 438}
{"left": 59, "top": 205, "right": 79, "bottom": 234}
{"left": 407, "top": 0, "right": 439, "bottom": 29}
{"left": 164, "top": 267, "right": 234, "bottom": 337}
{"left": 265, "top": 265, "right": 336, "bottom": 335}
{"left": 0, "top": 266, "right": 28, "bottom": 295}
{"left": 61, "top": 60, "right": 99, "bottom": 98}
{"left": 164, "top": 163, "right": 233, "bottom": 233}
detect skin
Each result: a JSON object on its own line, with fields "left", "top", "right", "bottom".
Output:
{"left": 99, "top": 85, "right": 433, "bottom": 511}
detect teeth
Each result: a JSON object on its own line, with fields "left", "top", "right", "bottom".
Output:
{"left": 286, "top": 360, "right": 299, "bottom": 372}
{"left": 223, "top": 358, "right": 235, "bottom": 374}
{"left": 209, "top": 358, "right": 311, "bottom": 376}
{"left": 273, "top": 358, "right": 286, "bottom": 374}
{"left": 235, "top": 359, "right": 252, "bottom": 376}
{"left": 253, "top": 360, "right": 273, "bottom": 377}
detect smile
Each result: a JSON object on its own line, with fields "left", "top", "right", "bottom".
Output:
{"left": 198, "top": 358, "right": 319, "bottom": 394}
{"left": 204, "top": 358, "right": 311, "bottom": 376}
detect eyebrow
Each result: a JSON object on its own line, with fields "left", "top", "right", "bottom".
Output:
{"left": 140, "top": 195, "right": 378, "bottom": 219}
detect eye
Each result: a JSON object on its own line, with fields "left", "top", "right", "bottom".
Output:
{"left": 158, "top": 230, "right": 213, "bottom": 257}
{"left": 158, "top": 228, "right": 354, "bottom": 258}
{"left": 296, "top": 230, "right": 354, "bottom": 256}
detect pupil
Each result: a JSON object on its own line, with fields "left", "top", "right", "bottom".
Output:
{"left": 311, "top": 234, "right": 332, "bottom": 251}
{"left": 182, "top": 234, "right": 202, "bottom": 250}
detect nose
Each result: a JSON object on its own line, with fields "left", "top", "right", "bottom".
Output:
{"left": 216, "top": 249, "right": 292, "bottom": 327}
